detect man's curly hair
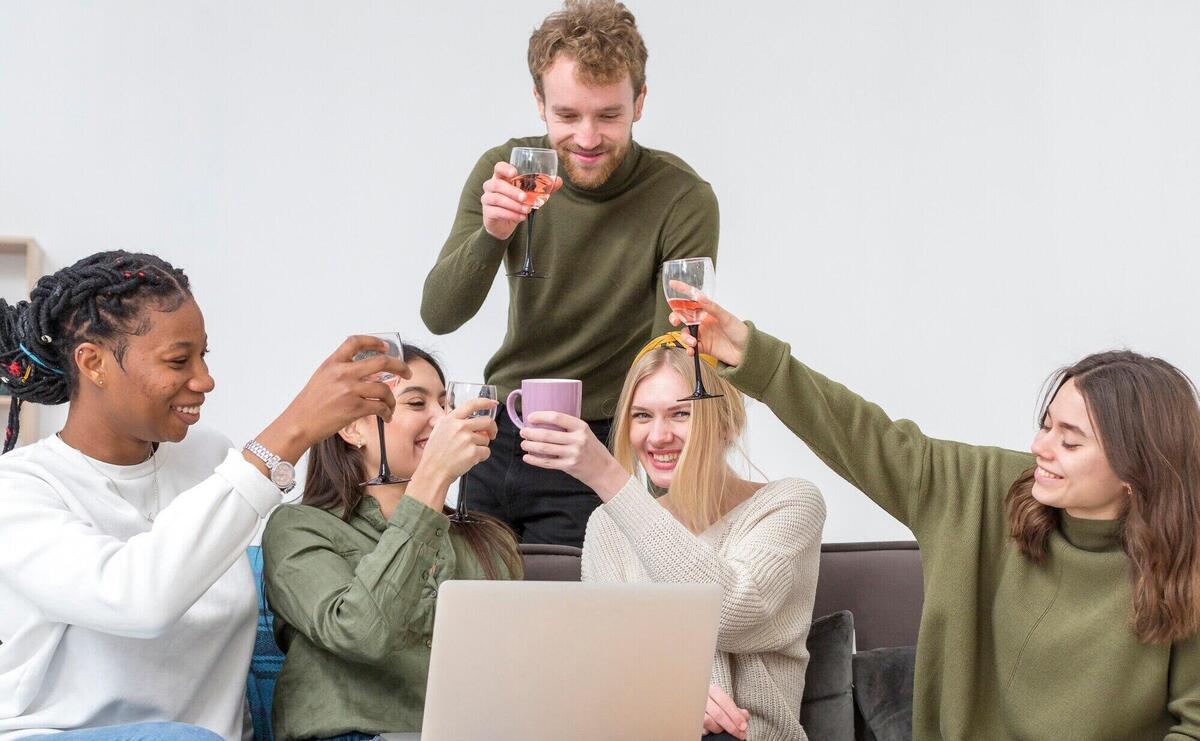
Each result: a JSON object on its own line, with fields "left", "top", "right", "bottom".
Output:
{"left": 527, "top": 0, "right": 648, "bottom": 97}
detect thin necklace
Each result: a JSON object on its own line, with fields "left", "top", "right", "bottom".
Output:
{"left": 58, "top": 433, "right": 161, "bottom": 523}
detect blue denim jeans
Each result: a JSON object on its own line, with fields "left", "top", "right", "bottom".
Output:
{"left": 29, "top": 722, "right": 221, "bottom": 740}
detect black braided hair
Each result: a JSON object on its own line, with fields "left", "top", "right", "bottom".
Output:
{"left": 0, "top": 250, "right": 192, "bottom": 452}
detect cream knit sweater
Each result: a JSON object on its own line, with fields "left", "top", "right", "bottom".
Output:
{"left": 582, "top": 475, "right": 825, "bottom": 741}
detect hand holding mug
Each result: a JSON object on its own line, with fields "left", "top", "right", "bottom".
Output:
{"left": 518, "top": 412, "right": 629, "bottom": 501}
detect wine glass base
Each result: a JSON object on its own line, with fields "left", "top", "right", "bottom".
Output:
{"left": 361, "top": 475, "right": 411, "bottom": 486}
{"left": 507, "top": 269, "right": 550, "bottom": 279}
{"left": 447, "top": 512, "right": 481, "bottom": 524}
{"left": 678, "top": 392, "right": 725, "bottom": 402}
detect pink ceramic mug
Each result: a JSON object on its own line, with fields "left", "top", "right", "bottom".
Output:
{"left": 506, "top": 379, "right": 583, "bottom": 431}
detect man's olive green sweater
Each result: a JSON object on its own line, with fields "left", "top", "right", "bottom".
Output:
{"left": 724, "top": 323, "right": 1200, "bottom": 740}
{"left": 421, "top": 136, "right": 718, "bottom": 420}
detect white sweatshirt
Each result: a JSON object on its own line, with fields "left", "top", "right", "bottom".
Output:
{"left": 0, "top": 428, "right": 281, "bottom": 740}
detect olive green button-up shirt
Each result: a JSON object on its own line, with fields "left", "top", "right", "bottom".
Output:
{"left": 261, "top": 495, "right": 519, "bottom": 741}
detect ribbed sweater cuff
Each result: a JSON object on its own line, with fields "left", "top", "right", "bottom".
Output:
{"left": 214, "top": 448, "right": 283, "bottom": 518}
{"left": 721, "top": 321, "right": 789, "bottom": 400}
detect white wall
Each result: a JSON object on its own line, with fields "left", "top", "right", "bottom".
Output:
{"left": 2, "top": 1, "right": 1197, "bottom": 542}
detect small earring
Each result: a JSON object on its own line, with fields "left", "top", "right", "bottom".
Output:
{"left": 96, "top": 378, "right": 105, "bottom": 387}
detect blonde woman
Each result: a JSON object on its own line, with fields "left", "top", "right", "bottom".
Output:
{"left": 517, "top": 333, "right": 826, "bottom": 741}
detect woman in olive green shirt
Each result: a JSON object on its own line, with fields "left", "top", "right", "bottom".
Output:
{"left": 262, "top": 345, "right": 522, "bottom": 741}
{"left": 666, "top": 292, "right": 1200, "bottom": 741}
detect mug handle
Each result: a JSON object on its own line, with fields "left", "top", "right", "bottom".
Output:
{"left": 506, "top": 389, "right": 526, "bottom": 429}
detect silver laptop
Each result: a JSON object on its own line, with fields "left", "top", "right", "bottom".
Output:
{"left": 381, "top": 580, "right": 722, "bottom": 741}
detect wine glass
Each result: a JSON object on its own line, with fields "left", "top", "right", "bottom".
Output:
{"left": 446, "top": 382, "right": 499, "bottom": 523}
{"left": 506, "top": 147, "right": 558, "bottom": 279}
{"left": 662, "top": 258, "right": 723, "bottom": 401}
{"left": 353, "top": 332, "right": 408, "bottom": 486}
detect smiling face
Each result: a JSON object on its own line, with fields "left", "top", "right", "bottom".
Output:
{"left": 627, "top": 365, "right": 695, "bottom": 490}
{"left": 88, "top": 299, "right": 213, "bottom": 446}
{"left": 536, "top": 53, "right": 645, "bottom": 190}
{"left": 345, "top": 357, "right": 447, "bottom": 480}
{"left": 1029, "top": 378, "right": 1130, "bottom": 519}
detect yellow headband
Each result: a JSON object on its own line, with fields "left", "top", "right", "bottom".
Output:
{"left": 633, "top": 331, "right": 718, "bottom": 369}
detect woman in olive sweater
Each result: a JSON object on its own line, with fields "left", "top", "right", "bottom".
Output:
{"left": 667, "top": 293, "right": 1200, "bottom": 741}
{"left": 262, "top": 346, "right": 522, "bottom": 741}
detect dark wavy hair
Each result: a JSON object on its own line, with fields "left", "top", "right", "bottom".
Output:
{"left": 1006, "top": 350, "right": 1200, "bottom": 644}
{"left": 302, "top": 344, "right": 522, "bottom": 580}
{"left": 0, "top": 250, "right": 192, "bottom": 451}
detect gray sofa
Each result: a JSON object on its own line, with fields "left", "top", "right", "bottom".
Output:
{"left": 519, "top": 541, "right": 924, "bottom": 741}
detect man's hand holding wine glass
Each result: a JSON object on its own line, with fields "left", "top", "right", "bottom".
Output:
{"left": 480, "top": 161, "right": 564, "bottom": 241}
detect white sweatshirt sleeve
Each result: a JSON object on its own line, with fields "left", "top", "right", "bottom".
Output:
{"left": 0, "top": 449, "right": 280, "bottom": 639}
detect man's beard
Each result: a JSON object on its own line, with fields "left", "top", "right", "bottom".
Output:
{"left": 556, "top": 136, "right": 630, "bottom": 190}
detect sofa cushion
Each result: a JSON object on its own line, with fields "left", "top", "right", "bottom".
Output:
{"left": 799, "top": 610, "right": 855, "bottom": 741}
{"left": 852, "top": 645, "right": 916, "bottom": 741}
{"left": 519, "top": 543, "right": 583, "bottom": 581}
{"left": 813, "top": 542, "right": 923, "bottom": 651}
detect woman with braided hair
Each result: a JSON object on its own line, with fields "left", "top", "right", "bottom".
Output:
{"left": 0, "top": 251, "right": 409, "bottom": 741}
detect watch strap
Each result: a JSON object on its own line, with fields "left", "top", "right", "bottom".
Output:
{"left": 243, "top": 439, "right": 296, "bottom": 493}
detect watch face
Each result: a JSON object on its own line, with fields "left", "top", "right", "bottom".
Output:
{"left": 271, "top": 461, "right": 296, "bottom": 488}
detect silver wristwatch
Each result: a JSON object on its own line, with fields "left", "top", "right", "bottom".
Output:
{"left": 243, "top": 440, "right": 297, "bottom": 493}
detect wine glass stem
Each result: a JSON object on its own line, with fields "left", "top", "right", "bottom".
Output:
{"left": 689, "top": 323, "right": 707, "bottom": 397}
{"left": 456, "top": 475, "right": 468, "bottom": 519}
{"left": 376, "top": 416, "right": 392, "bottom": 479}
{"left": 520, "top": 209, "right": 536, "bottom": 274}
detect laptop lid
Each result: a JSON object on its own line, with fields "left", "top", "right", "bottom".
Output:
{"left": 414, "top": 580, "right": 722, "bottom": 741}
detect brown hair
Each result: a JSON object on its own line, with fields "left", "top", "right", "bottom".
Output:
{"left": 610, "top": 347, "right": 749, "bottom": 533}
{"left": 303, "top": 344, "right": 522, "bottom": 580}
{"left": 1006, "top": 350, "right": 1200, "bottom": 644}
{"left": 527, "top": 0, "right": 648, "bottom": 98}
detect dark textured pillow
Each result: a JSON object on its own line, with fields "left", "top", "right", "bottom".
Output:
{"left": 800, "top": 610, "right": 855, "bottom": 741}
{"left": 852, "top": 645, "right": 916, "bottom": 741}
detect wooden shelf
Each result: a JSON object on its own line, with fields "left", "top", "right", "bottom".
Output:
{"left": 1, "top": 237, "right": 43, "bottom": 446}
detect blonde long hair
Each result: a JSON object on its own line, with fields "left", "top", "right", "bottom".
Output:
{"left": 610, "top": 347, "right": 749, "bottom": 533}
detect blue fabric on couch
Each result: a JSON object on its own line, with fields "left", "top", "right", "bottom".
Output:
{"left": 246, "top": 545, "right": 284, "bottom": 741}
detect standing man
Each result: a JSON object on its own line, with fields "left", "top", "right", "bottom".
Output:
{"left": 421, "top": 0, "right": 718, "bottom": 547}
